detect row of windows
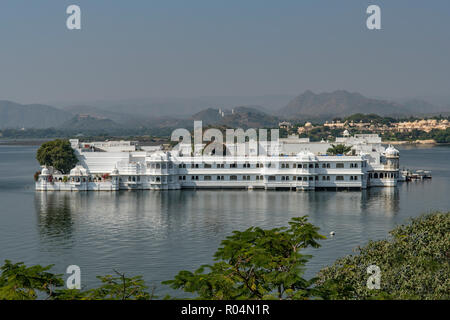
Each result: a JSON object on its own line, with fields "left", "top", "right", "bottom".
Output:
{"left": 148, "top": 163, "right": 173, "bottom": 169}
{"left": 369, "top": 172, "right": 397, "bottom": 179}
{"left": 148, "top": 162, "right": 363, "bottom": 170}
{"left": 176, "top": 175, "right": 359, "bottom": 182}
{"left": 281, "top": 163, "right": 317, "bottom": 169}
{"left": 110, "top": 174, "right": 362, "bottom": 183}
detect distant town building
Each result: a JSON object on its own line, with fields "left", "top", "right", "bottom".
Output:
{"left": 395, "top": 119, "right": 449, "bottom": 133}
{"left": 297, "top": 122, "right": 314, "bottom": 134}
{"left": 278, "top": 121, "right": 292, "bottom": 129}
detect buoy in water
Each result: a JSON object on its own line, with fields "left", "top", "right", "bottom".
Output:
{"left": 330, "top": 231, "right": 335, "bottom": 236}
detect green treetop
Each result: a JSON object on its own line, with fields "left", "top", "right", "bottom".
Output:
{"left": 36, "top": 139, "right": 78, "bottom": 174}
{"left": 327, "top": 144, "right": 352, "bottom": 155}
{"left": 163, "top": 216, "right": 327, "bottom": 300}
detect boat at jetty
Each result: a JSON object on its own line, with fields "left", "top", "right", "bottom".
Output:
{"left": 400, "top": 169, "right": 432, "bottom": 181}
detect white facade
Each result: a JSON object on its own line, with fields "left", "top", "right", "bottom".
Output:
{"left": 36, "top": 135, "right": 400, "bottom": 192}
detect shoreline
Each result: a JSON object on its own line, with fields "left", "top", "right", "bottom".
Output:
{"left": 1, "top": 138, "right": 448, "bottom": 147}
{"left": 384, "top": 140, "right": 443, "bottom": 146}
{"left": 0, "top": 139, "right": 53, "bottom": 146}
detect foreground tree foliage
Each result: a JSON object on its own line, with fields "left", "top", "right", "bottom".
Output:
{"left": 0, "top": 263, "right": 154, "bottom": 300}
{"left": 317, "top": 212, "right": 450, "bottom": 300}
{"left": 36, "top": 139, "right": 78, "bottom": 174}
{"left": 0, "top": 261, "right": 63, "bottom": 300}
{"left": 1, "top": 213, "right": 448, "bottom": 300}
{"left": 52, "top": 271, "right": 155, "bottom": 300}
{"left": 163, "top": 216, "right": 327, "bottom": 299}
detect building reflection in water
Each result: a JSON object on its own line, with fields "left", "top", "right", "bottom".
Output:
{"left": 34, "top": 188, "right": 401, "bottom": 243}
{"left": 35, "top": 192, "right": 75, "bottom": 242}
{"left": 33, "top": 188, "right": 403, "bottom": 290}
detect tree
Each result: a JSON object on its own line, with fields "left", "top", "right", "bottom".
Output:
{"left": 317, "top": 212, "right": 450, "bottom": 300}
{"left": 0, "top": 260, "right": 156, "bottom": 300}
{"left": 1, "top": 213, "right": 448, "bottom": 300}
{"left": 327, "top": 144, "right": 352, "bottom": 155}
{"left": 36, "top": 139, "right": 78, "bottom": 174}
{"left": 0, "top": 260, "right": 63, "bottom": 300}
{"left": 163, "top": 216, "right": 327, "bottom": 300}
{"left": 75, "top": 271, "right": 154, "bottom": 300}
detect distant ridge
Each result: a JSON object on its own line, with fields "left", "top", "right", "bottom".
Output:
{"left": 0, "top": 100, "right": 73, "bottom": 129}
{"left": 59, "top": 115, "right": 123, "bottom": 132}
{"left": 1, "top": 91, "right": 449, "bottom": 131}
{"left": 192, "top": 106, "right": 279, "bottom": 128}
{"left": 278, "top": 90, "right": 411, "bottom": 120}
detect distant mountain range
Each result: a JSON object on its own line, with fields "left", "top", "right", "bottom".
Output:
{"left": 1, "top": 91, "right": 449, "bottom": 131}
{"left": 0, "top": 100, "right": 73, "bottom": 129}
{"left": 59, "top": 115, "right": 123, "bottom": 132}
{"left": 279, "top": 90, "right": 450, "bottom": 121}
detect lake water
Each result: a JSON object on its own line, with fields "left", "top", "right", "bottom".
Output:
{"left": 0, "top": 144, "right": 449, "bottom": 296}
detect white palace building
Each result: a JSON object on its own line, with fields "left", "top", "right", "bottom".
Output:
{"left": 36, "top": 132, "right": 400, "bottom": 192}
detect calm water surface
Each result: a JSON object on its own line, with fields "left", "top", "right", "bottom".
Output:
{"left": 0, "top": 144, "right": 449, "bottom": 295}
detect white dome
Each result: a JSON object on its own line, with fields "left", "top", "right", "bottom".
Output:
{"left": 111, "top": 167, "right": 119, "bottom": 175}
{"left": 70, "top": 167, "right": 81, "bottom": 176}
{"left": 385, "top": 145, "right": 399, "bottom": 156}
{"left": 150, "top": 152, "right": 168, "bottom": 161}
{"left": 70, "top": 165, "right": 89, "bottom": 176}
{"left": 41, "top": 166, "right": 50, "bottom": 175}
{"left": 296, "top": 150, "right": 317, "bottom": 161}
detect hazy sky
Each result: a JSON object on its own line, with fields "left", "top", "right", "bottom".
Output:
{"left": 1, "top": 0, "right": 449, "bottom": 104}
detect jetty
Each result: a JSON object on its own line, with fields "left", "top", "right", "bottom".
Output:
{"left": 399, "top": 169, "right": 432, "bottom": 182}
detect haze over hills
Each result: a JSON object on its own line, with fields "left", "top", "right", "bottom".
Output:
{"left": 59, "top": 115, "right": 124, "bottom": 132}
{"left": 0, "top": 100, "right": 73, "bottom": 129}
{"left": 63, "top": 105, "right": 150, "bottom": 128}
{"left": 393, "top": 98, "right": 448, "bottom": 115}
{"left": 56, "top": 95, "right": 293, "bottom": 118}
{"left": 1, "top": 91, "right": 450, "bottom": 132}
{"left": 191, "top": 106, "right": 279, "bottom": 128}
{"left": 279, "top": 90, "right": 412, "bottom": 120}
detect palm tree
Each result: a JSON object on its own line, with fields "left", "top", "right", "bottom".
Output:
{"left": 327, "top": 144, "right": 352, "bottom": 155}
